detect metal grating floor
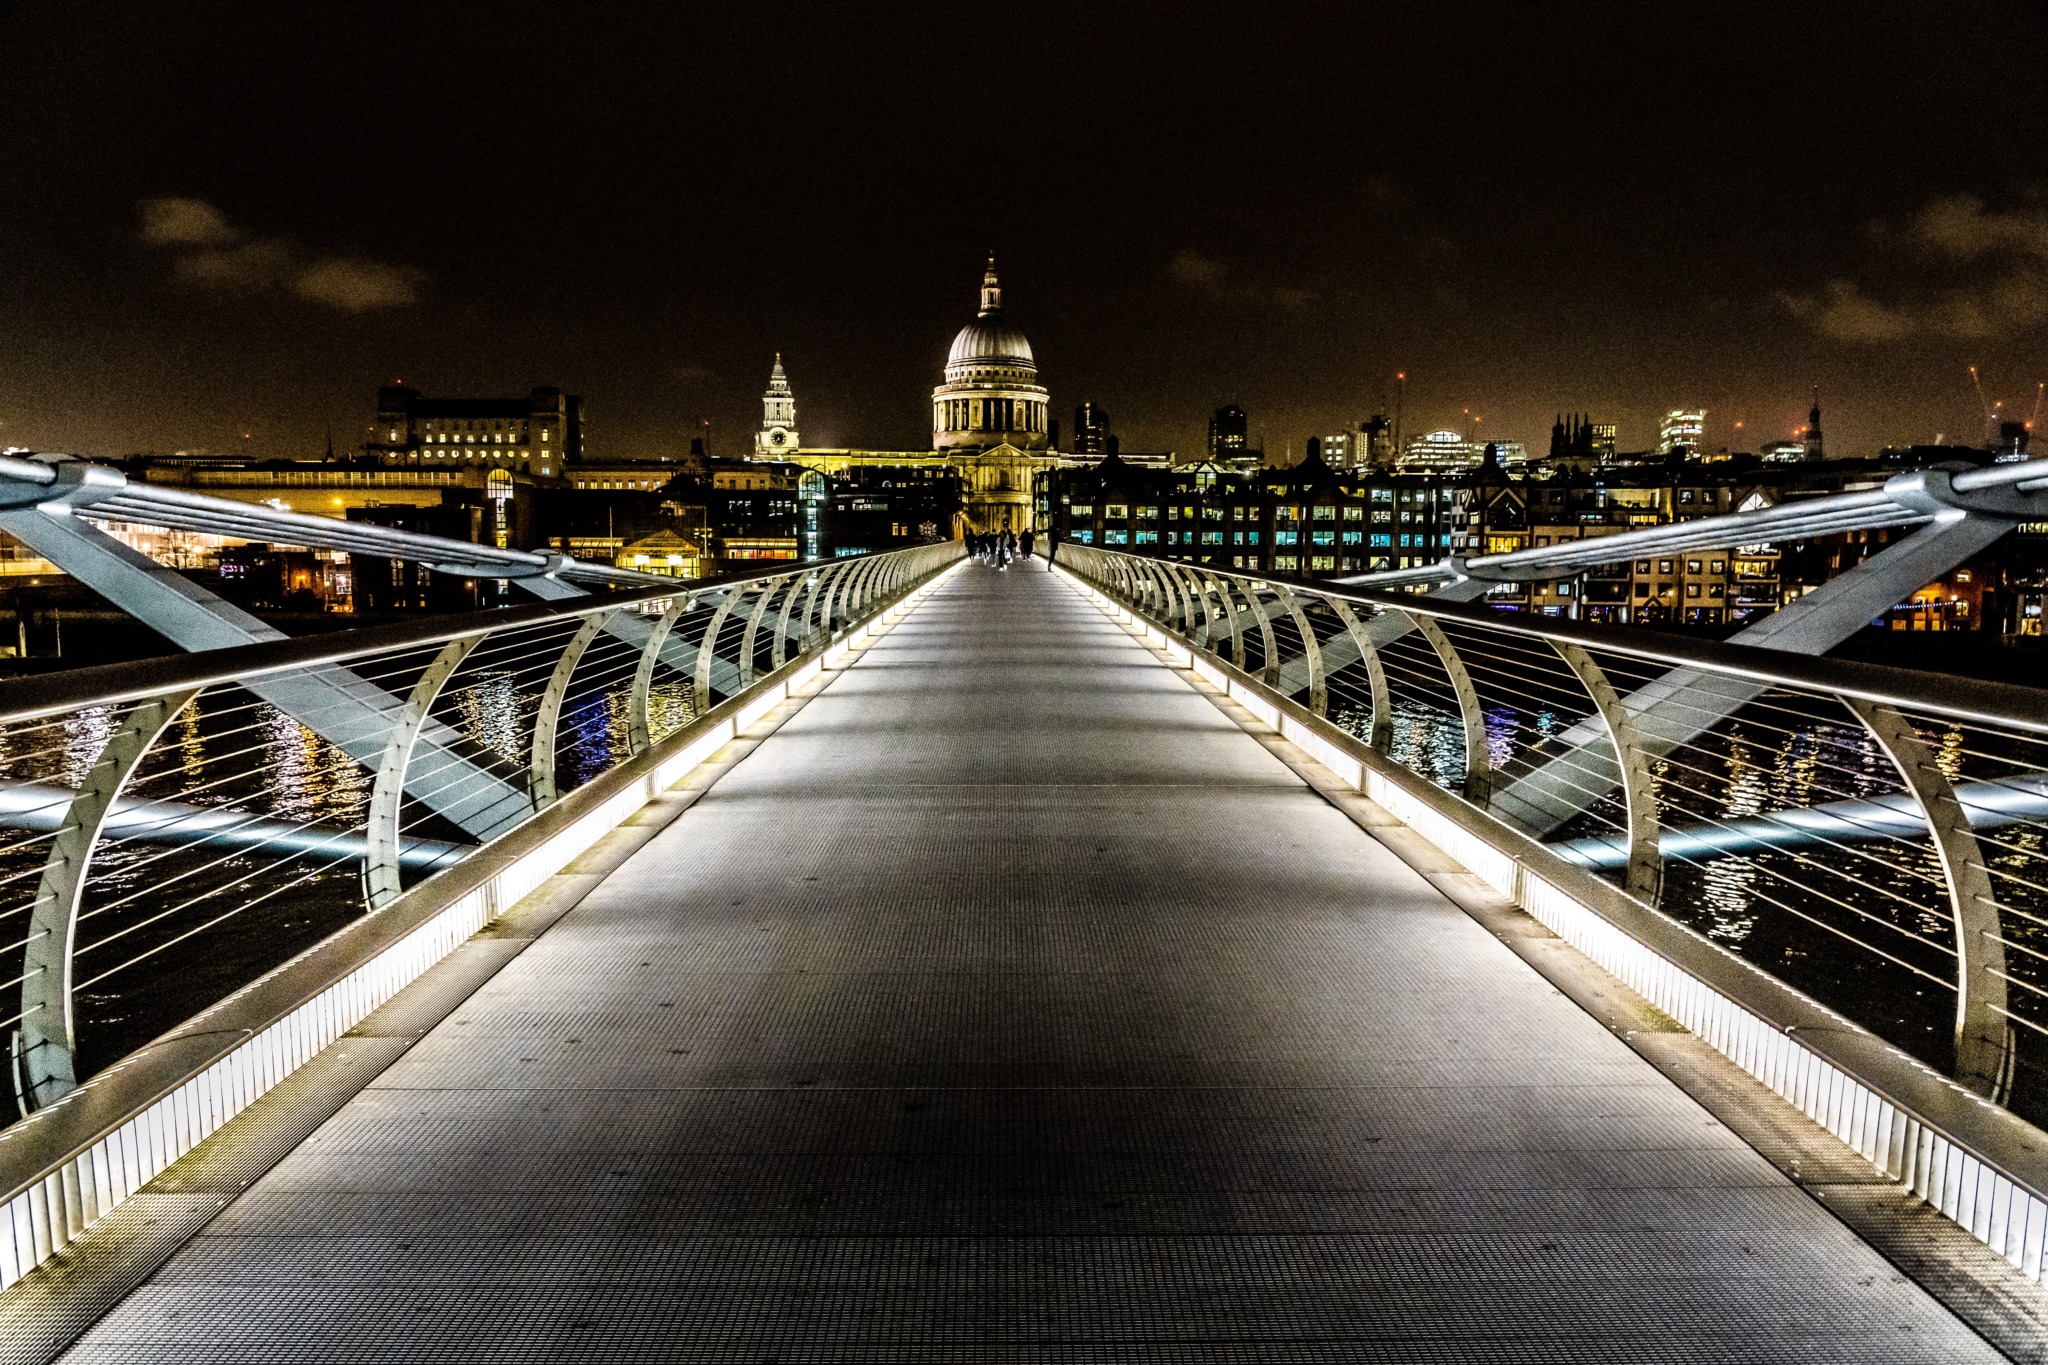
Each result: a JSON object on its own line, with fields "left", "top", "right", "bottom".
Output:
{"left": 51, "top": 564, "right": 2007, "bottom": 1361}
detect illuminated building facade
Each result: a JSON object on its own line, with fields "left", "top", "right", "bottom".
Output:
{"left": 755, "top": 355, "right": 800, "bottom": 458}
{"left": 369, "top": 386, "right": 583, "bottom": 474}
{"left": 1658, "top": 409, "right": 1705, "bottom": 456}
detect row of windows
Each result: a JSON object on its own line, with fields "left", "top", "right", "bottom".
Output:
{"left": 1072, "top": 529, "right": 1443, "bottom": 555}
{"left": 194, "top": 470, "right": 463, "bottom": 487}
{"left": 1630, "top": 583, "right": 1729, "bottom": 599}
{"left": 417, "top": 419, "right": 552, "bottom": 438}
{"left": 1071, "top": 503, "right": 1414, "bottom": 524}
{"left": 935, "top": 396, "right": 1047, "bottom": 434}
{"left": 417, "top": 448, "right": 551, "bottom": 464}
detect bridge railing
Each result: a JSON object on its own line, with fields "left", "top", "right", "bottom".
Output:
{"left": 1058, "top": 543, "right": 2048, "bottom": 1278}
{"left": 0, "top": 541, "right": 958, "bottom": 1126}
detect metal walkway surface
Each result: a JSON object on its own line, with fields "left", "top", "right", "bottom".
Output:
{"left": 46, "top": 563, "right": 2006, "bottom": 1361}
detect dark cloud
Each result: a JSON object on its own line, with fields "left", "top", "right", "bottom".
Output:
{"left": 1782, "top": 196, "right": 2048, "bottom": 343}
{"left": 137, "top": 197, "right": 423, "bottom": 312}
{"left": 1168, "top": 250, "right": 1316, "bottom": 311}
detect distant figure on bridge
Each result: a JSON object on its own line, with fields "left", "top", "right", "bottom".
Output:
{"left": 1020, "top": 529, "right": 1035, "bottom": 562}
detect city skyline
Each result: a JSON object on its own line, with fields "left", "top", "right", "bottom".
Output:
{"left": 5, "top": 3, "right": 2048, "bottom": 463}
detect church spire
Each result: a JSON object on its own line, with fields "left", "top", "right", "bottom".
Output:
{"left": 756, "top": 353, "right": 798, "bottom": 457}
{"left": 979, "top": 251, "right": 1002, "bottom": 316}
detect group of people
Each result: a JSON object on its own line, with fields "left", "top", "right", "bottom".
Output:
{"left": 966, "top": 528, "right": 1039, "bottom": 570}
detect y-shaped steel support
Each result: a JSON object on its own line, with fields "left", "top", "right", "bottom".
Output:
{"left": 1211, "top": 574, "right": 1248, "bottom": 670}
{"left": 629, "top": 596, "right": 690, "bottom": 756}
{"left": 1175, "top": 565, "right": 1216, "bottom": 647}
{"left": 529, "top": 610, "right": 617, "bottom": 809}
{"left": 1399, "top": 610, "right": 1492, "bottom": 805}
{"left": 1848, "top": 698, "right": 2014, "bottom": 1101}
{"left": 1550, "top": 642, "right": 1663, "bottom": 905}
{"left": 16, "top": 688, "right": 201, "bottom": 1112}
{"left": 692, "top": 587, "right": 744, "bottom": 712}
{"left": 738, "top": 582, "right": 780, "bottom": 686}
{"left": 1275, "top": 587, "right": 1326, "bottom": 714}
{"left": 1328, "top": 599, "right": 1391, "bottom": 750}
{"left": 773, "top": 572, "right": 810, "bottom": 669}
{"left": 1242, "top": 582, "right": 1280, "bottom": 686}
{"left": 365, "top": 636, "right": 485, "bottom": 910}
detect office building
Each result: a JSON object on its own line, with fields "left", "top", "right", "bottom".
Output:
{"left": 1658, "top": 409, "right": 1706, "bottom": 457}
{"left": 369, "top": 386, "right": 583, "bottom": 474}
{"left": 1072, "top": 402, "right": 1111, "bottom": 455}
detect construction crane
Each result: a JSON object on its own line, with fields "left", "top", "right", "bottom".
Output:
{"left": 1970, "top": 365, "right": 1995, "bottom": 440}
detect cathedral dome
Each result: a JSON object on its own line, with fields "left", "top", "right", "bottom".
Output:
{"left": 947, "top": 316, "right": 1035, "bottom": 369}
{"left": 944, "top": 255, "right": 1035, "bottom": 372}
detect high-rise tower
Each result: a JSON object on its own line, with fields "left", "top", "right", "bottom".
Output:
{"left": 755, "top": 354, "right": 799, "bottom": 458}
{"left": 1803, "top": 387, "right": 1824, "bottom": 460}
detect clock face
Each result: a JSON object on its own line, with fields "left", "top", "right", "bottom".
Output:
{"left": 770, "top": 430, "right": 787, "bottom": 445}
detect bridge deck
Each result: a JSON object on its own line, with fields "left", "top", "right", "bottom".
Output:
{"left": 51, "top": 563, "right": 2000, "bottom": 1361}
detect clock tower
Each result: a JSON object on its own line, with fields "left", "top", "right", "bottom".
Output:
{"left": 755, "top": 354, "right": 800, "bottom": 458}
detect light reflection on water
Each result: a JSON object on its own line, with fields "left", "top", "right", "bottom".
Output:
{"left": 1324, "top": 676, "right": 2048, "bottom": 1109}
{"left": 0, "top": 656, "right": 686, "bottom": 1078}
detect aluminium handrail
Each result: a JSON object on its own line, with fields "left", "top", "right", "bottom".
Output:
{"left": 0, "top": 540, "right": 961, "bottom": 1119}
{"left": 0, "top": 556, "right": 848, "bottom": 724}
{"left": 1096, "top": 553, "right": 2048, "bottom": 735}
{"left": 1064, "top": 542, "right": 2048, "bottom": 1116}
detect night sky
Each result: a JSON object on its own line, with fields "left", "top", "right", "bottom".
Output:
{"left": 6, "top": 2, "right": 2048, "bottom": 463}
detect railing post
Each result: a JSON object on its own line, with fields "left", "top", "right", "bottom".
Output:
{"left": 1105, "top": 551, "right": 1132, "bottom": 604}
{"left": 816, "top": 562, "right": 853, "bottom": 642}
{"left": 1550, "top": 642, "right": 1663, "bottom": 905}
{"left": 803, "top": 564, "right": 837, "bottom": 649}
{"left": 1163, "top": 562, "right": 1198, "bottom": 635}
{"left": 1275, "top": 587, "right": 1326, "bottom": 714}
{"left": 1126, "top": 556, "right": 1152, "bottom": 615}
{"left": 863, "top": 555, "right": 894, "bottom": 614}
{"left": 17, "top": 688, "right": 200, "bottom": 1113}
{"left": 1328, "top": 599, "right": 1391, "bottom": 750}
{"left": 838, "top": 557, "right": 871, "bottom": 623}
{"left": 530, "top": 609, "right": 617, "bottom": 809}
{"left": 851, "top": 552, "right": 887, "bottom": 618}
{"left": 629, "top": 595, "right": 690, "bottom": 755}
{"left": 1211, "top": 573, "right": 1248, "bottom": 670}
{"left": 365, "top": 636, "right": 485, "bottom": 910}
{"left": 1397, "top": 610, "right": 1492, "bottom": 805}
{"left": 737, "top": 576, "right": 783, "bottom": 687}
{"left": 1242, "top": 581, "right": 1281, "bottom": 686}
{"left": 1847, "top": 698, "right": 2014, "bottom": 1101}
{"left": 1176, "top": 565, "right": 1215, "bottom": 647}
{"left": 692, "top": 586, "right": 745, "bottom": 712}
{"left": 773, "top": 571, "right": 809, "bottom": 669}
{"left": 1137, "top": 559, "right": 1170, "bottom": 622}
